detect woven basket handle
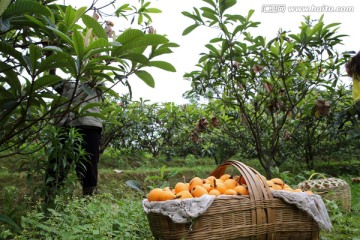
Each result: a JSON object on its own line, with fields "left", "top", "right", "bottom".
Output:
{"left": 210, "top": 160, "right": 275, "bottom": 235}
{"left": 209, "top": 160, "right": 273, "bottom": 201}
{"left": 308, "top": 172, "right": 327, "bottom": 181}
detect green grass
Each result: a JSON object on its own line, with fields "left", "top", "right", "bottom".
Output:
{"left": 1, "top": 152, "right": 360, "bottom": 239}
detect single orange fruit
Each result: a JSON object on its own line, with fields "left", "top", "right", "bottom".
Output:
{"left": 163, "top": 187, "right": 175, "bottom": 194}
{"left": 176, "top": 190, "right": 193, "bottom": 199}
{"left": 220, "top": 174, "right": 231, "bottom": 181}
{"left": 189, "top": 177, "right": 204, "bottom": 190}
{"left": 175, "top": 182, "right": 188, "bottom": 194}
{"left": 271, "top": 184, "right": 282, "bottom": 190}
{"left": 234, "top": 185, "right": 249, "bottom": 195}
{"left": 191, "top": 185, "right": 208, "bottom": 198}
{"left": 203, "top": 183, "right": 213, "bottom": 192}
{"left": 216, "top": 178, "right": 224, "bottom": 184}
{"left": 270, "top": 178, "right": 284, "bottom": 188}
{"left": 283, "top": 184, "right": 291, "bottom": 189}
{"left": 224, "top": 179, "right": 238, "bottom": 189}
{"left": 147, "top": 188, "right": 163, "bottom": 202}
{"left": 266, "top": 180, "right": 274, "bottom": 188}
{"left": 203, "top": 178, "right": 211, "bottom": 184}
{"left": 212, "top": 179, "right": 227, "bottom": 194}
{"left": 224, "top": 189, "right": 237, "bottom": 195}
{"left": 208, "top": 189, "right": 221, "bottom": 196}
{"left": 158, "top": 190, "right": 176, "bottom": 201}
{"left": 206, "top": 176, "right": 216, "bottom": 182}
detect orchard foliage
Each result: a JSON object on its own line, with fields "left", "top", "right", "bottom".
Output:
{"left": 0, "top": 0, "right": 358, "bottom": 177}
{"left": 0, "top": 0, "right": 178, "bottom": 157}
{"left": 182, "top": 0, "right": 353, "bottom": 177}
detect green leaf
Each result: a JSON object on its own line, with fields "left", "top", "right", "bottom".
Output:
{"left": 0, "top": 17, "right": 10, "bottom": 32}
{"left": 205, "top": 44, "right": 220, "bottom": 56}
{"left": 150, "top": 47, "right": 173, "bottom": 59}
{"left": 122, "top": 53, "right": 149, "bottom": 64}
{"left": 219, "top": 0, "right": 237, "bottom": 15}
{"left": 0, "top": 0, "right": 11, "bottom": 16}
{"left": 246, "top": 9, "right": 254, "bottom": 21}
{"left": 233, "top": 24, "right": 247, "bottom": 36}
{"left": 72, "top": 29, "right": 85, "bottom": 60}
{"left": 115, "top": 4, "right": 131, "bottom": 17}
{"left": 203, "top": 0, "right": 216, "bottom": 8}
{"left": 0, "top": 214, "right": 20, "bottom": 231}
{"left": 0, "top": 98, "right": 18, "bottom": 113}
{"left": 64, "top": 5, "right": 75, "bottom": 30}
{"left": 125, "top": 180, "right": 145, "bottom": 194}
{"left": 182, "top": 24, "right": 199, "bottom": 36}
{"left": 181, "top": 11, "right": 200, "bottom": 22}
{"left": 86, "top": 38, "right": 110, "bottom": 53}
{"left": 29, "top": 44, "right": 42, "bottom": 75}
{"left": 322, "top": 22, "right": 341, "bottom": 32}
{"left": 2, "top": 0, "right": 50, "bottom": 19}
{"left": 145, "top": 8, "right": 162, "bottom": 13}
{"left": 81, "top": 112, "right": 106, "bottom": 120}
{"left": 115, "top": 29, "right": 143, "bottom": 45}
{"left": 82, "top": 14, "right": 108, "bottom": 39}
{"left": 47, "top": 26, "right": 73, "bottom": 46}
{"left": 0, "top": 62, "right": 21, "bottom": 93}
{"left": 225, "top": 14, "right": 246, "bottom": 23}
{"left": 309, "top": 22, "right": 323, "bottom": 36}
{"left": 0, "top": 41, "right": 25, "bottom": 65}
{"left": 135, "top": 70, "right": 155, "bottom": 87}
{"left": 143, "top": 12, "right": 152, "bottom": 23}
{"left": 73, "top": 6, "right": 87, "bottom": 25}
{"left": 83, "top": 64, "right": 121, "bottom": 72}
{"left": 24, "top": 14, "right": 52, "bottom": 34}
{"left": 113, "top": 34, "right": 168, "bottom": 56}
{"left": 42, "top": 46, "right": 64, "bottom": 53}
{"left": 83, "top": 49, "right": 112, "bottom": 60}
{"left": 210, "top": 38, "right": 224, "bottom": 43}
{"left": 139, "top": 2, "right": 151, "bottom": 12}
{"left": 138, "top": 13, "right": 143, "bottom": 25}
{"left": 32, "top": 75, "right": 62, "bottom": 91}
{"left": 149, "top": 61, "right": 176, "bottom": 72}
{"left": 201, "top": 7, "right": 217, "bottom": 15}
{"left": 84, "top": 72, "right": 114, "bottom": 82}
{"left": 38, "top": 54, "right": 70, "bottom": 73}
{"left": 0, "top": 85, "right": 13, "bottom": 98}
{"left": 79, "top": 102, "right": 103, "bottom": 114}
{"left": 201, "top": 7, "right": 218, "bottom": 22}
{"left": 289, "top": 34, "right": 301, "bottom": 43}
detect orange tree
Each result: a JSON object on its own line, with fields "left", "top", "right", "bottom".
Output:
{"left": 100, "top": 97, "right": 206, "bottom": 159}
{"left": 0, "top": 0, "right": 178, "bottom": 158}
{"left": 182, "top": 0, "right": 348, "bottom": 178}
{"left": 284, "top": 85, "right": 360, "bottom": 171}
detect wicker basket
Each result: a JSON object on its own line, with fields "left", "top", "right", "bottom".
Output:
{"left": 146, "top": 160, "right": 320, "bottom": 240}
{"left": 296, "top": 175, "right": 351, "bottom": 213}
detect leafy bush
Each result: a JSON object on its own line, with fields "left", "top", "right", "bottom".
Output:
{"left": 17, "top": 193, "right": 153, "bottom": 240}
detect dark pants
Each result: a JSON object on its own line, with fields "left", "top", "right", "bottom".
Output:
{"left": 45, "top": 126, "right": 102, "bottom": 195}
{"left": 357, "top": 101, "right": 360, "bottom": 118}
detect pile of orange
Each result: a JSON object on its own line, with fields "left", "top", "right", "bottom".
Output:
{"left": 264, "top": 177, "right": 313, "bottom": 194}
{"left": 147, "top": 174, "right": 313, "bottom": 202}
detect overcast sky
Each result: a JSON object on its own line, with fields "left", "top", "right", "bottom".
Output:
{"left": 64, "top": 0, "right": 360, "bottom": 104}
